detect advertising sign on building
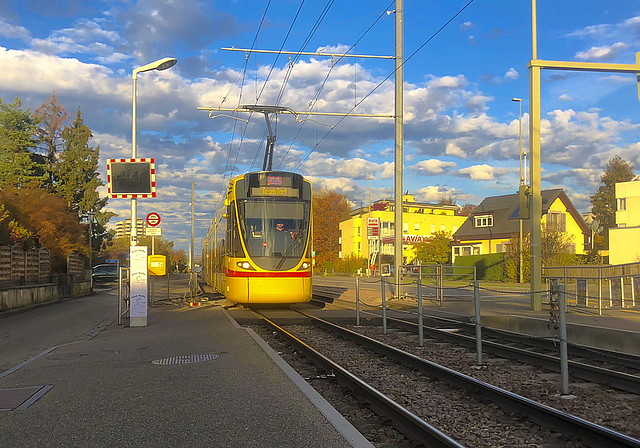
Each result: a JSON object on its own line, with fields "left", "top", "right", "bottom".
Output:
{"left": 129, "top": 245, "right": 148, "bottom": 326}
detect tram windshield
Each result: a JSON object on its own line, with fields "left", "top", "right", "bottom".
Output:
{"left": 238, "top": 198, "right": 311, "bottom": 270}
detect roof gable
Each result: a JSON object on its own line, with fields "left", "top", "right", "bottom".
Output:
{"left": 453, "top": 188, "right": 588, "bottom": 241}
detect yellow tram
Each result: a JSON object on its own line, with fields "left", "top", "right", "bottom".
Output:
{"left": 203, "top": 171, "right": 312, "bottom": 304}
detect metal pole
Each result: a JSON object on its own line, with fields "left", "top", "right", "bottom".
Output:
{"left": 621, "top": 276, "right": 626, "bottom": 307}
{"left": 558, "top": 284, "right": 570, "bottom": 396}
{"left": 118, "top": 266, "right": 123, "bottom": 325}
{"left": 393, "top": 0, "right": 404, "bottom": 300}
{"left": 131, "top": 73, "right": 138, "bottom": 247}
{"left": 598, "top": 267, "right": 602, "bottom": 316}
{"left": 89, "top": 216, "right": 93, "bottom": 291}
{"left": 529, "top": 0, "right": 542, "bottom": 310}
{"left": 167, "top": 269, "right": 170, "bottom": 301}
{"left": 417, "top": 277, "right": 423, "bottom": 347}
{"left": 381, "top": 276, "right": 387, "bottom": 335}
{"left": 440, "top": 264, "right": 445, "bottom": 305}
{"left": 515, "top": 98, "right": 523, "bottom": 284}
{"left": 356, "top": 276, "right": 360, "bottom": 326}
{"left": 474, "top": 281, "right": 482, "bottom": 366}
{"left": 152, "top": 235, "right": 155, "bottom": 255}
{"left": 632, "top": 277, "right": 636, "bottom": 307}
{"left": 191, "top": 181, "right": 195, "bottom": 298}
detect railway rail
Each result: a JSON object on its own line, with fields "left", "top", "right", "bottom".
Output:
{"left": 256, "top": 310, "right": 640, "bottom": 448}
{"left": 311, "top": 284, "right": 640, "bottom": 395}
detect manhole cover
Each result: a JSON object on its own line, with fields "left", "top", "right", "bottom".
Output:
{"left": 151, "top": 354, "right": 219, "bottom": 365}
{"left": 0, "top": 386, "right": 53, "bottom": 411}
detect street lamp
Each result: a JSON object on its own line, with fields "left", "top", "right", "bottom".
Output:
{"left": 512, "top": 98, "right": 524, "bottom": 284}
{"left": 131, "top": 57, "right": 177, "bottom": 247}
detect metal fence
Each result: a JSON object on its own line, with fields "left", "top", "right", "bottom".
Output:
{"left": 543, "top": 262, "right": 640, "bottom": 313}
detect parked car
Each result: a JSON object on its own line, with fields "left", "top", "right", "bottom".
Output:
{"left": 92, "top": 264, "right": 118, "bottom": 283}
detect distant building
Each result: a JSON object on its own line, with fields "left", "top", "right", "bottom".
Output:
{"left": 451, "top": 189, "right": 589, "bottom": 262}
{"left": 114, "top": 218, "right": 145, "bottom": 239}
{"left": 339, "top": 194, "right": 468, "bottom": 265}
{"left": 609, "top": 177, "right": 640, "bottom": 264}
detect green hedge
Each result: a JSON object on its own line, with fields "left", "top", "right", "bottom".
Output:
{"left": 454, "top": 253, "right": 506, "bottom": 282}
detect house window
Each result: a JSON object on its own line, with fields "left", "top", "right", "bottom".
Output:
{"left": 358, "top": 242, "right": 361, "bottom": 252}
{"left": 618, "top": 198, "right": 627, "bottom": 211}
{"left": 547, "top": 212, "right": 566, "bottom": 232}
{"left": 403, "top": 223, "right": 408, "bottom": 233}
{"left": 474, "top": 215, "right": 493, "bottom": 227}
{"left": 441, "top": 224, "right": 446, "bottom": 232}
{"left": 414, "top": 223, "right": 420, "bottom": 231}
{"left": 453, "top": 225, "right": 458, "bottom": 233}
{"left": 431, "top": 224, "right": 436, "bottom": 234}
{"left": 357, "top": 227, "right": 361, "bottom": 237}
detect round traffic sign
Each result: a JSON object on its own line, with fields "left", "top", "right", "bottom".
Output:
{"left": 146, "top": 212, "right": 161, "bottom": 227}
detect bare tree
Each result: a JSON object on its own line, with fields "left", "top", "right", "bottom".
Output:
{"left": 32, "top": 92, "right": 72, "bottom": 164}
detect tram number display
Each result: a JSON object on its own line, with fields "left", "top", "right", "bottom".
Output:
{"left": 267, "top": 175, "right": 284, "bottom": 186}
{"left": 251, "top": 187, "right": 299, "bottom": 197}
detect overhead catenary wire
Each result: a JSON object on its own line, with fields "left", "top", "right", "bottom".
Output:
{"left": 276, "top": 1, "right": 394, "bottom": 169}
{"left": 215, "top": 0, "right": 273, "bottom": 203}
{"left": 293, "top": 0, "right": 478, "bottom": 172}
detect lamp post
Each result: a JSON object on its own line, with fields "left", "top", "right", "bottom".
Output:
{"left": 131, "top": 57, "right": 177, "bottom": 247}
{"left": 512, "top": 97, "right": 524, "bottom": 284}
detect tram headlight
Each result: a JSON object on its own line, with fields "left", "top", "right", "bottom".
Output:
{"left": 301, "top": 262, "right": 310, "bottom": 269}
{"left": 236, "top": 261, "right": 251, "bottom": 269}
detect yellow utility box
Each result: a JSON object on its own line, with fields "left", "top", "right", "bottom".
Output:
{"left": 148, "top": 255, "right": 167, "bottom": 276}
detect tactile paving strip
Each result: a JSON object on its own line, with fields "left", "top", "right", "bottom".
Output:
{"left": 0, "top": 386, "right": 53, "bottom": 411}
{"left": 151, "top": 354, "right": 219, "bottom": 365}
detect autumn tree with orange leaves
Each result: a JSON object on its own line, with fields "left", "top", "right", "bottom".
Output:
{"left": 313, "top": 189, "right": 351, "bottom": 269}
{"left": 0, "top": 186, "right": 88, "bottom": 272}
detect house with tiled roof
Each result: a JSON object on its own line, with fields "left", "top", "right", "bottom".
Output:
{"left": 451, "top": 189, "right": 589, "bottom": 262}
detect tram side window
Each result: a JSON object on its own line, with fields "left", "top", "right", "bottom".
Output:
{"left": 227, "top": 203, "right": 245, "bottom": 257}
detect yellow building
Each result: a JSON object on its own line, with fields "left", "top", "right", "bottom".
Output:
{"left": 452, "top": 189, "right": 588, "bottom": 262}
{"left": 609, "top": 177, "right": 640, "bottom": 264}
{"left": 339, "top": 194, "right": 468, "bottom": 264}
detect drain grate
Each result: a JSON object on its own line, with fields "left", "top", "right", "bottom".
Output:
{"left": 151, "top": 354, "right": 219, "bottom": 365}
{"left": 0, "top": 386, "right": 53, "bottom": 411}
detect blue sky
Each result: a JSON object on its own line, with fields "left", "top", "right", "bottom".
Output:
{"left": 0, "top": 0, "right": 639, "bottom": 255}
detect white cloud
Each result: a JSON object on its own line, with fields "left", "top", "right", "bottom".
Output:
{"left": 559, "top": 93, "right": 574, "bottom": 101}
{"left": 412, "top": 159, "right": 457, "bottom": 175}
{"left": 0, "top": 19, "right": 31, "bottom": 41}
{"left": 413, "top": 185, "right": 478, "bottom": 204}
{"left": 459, "top": 21, "right": 475, "bottom": 31}
{"left": 504, "top": 68, "right": 518, "bottom": 80}
{"left": 455, "top": 164, "right": 516, "bottom": 181}
{"left": 445, "top": 142, "right": 467, "bottom": 159}
{"left": 575, "top": 42, "right": 628, "bottom": 61}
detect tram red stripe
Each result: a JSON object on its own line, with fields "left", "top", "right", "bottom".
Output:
{"left": 224, "top": 268, "right": 311, "bottom": 278}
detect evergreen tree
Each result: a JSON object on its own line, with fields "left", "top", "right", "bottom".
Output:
{"left": 590, "top": 155, "right": 634, "bottom": 250}
{"left": 0, "top": 97, "right": 44, "bottom": 188}
{"left": 55, "top": 107, "right": 104, "bottom": 212}
{"left": 55, "top": 107, "right": 115, "bottom": 253}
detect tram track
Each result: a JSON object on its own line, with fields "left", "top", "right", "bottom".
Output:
{"left": 311, "top": 285, "right": 640, "bottom": 395}
{"left": 255, "top": 310, "right": 640, "bottom": 448}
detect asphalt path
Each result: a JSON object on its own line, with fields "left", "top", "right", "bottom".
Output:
{"left": 0, "top": 289, "right": 118, "bottom": 374}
